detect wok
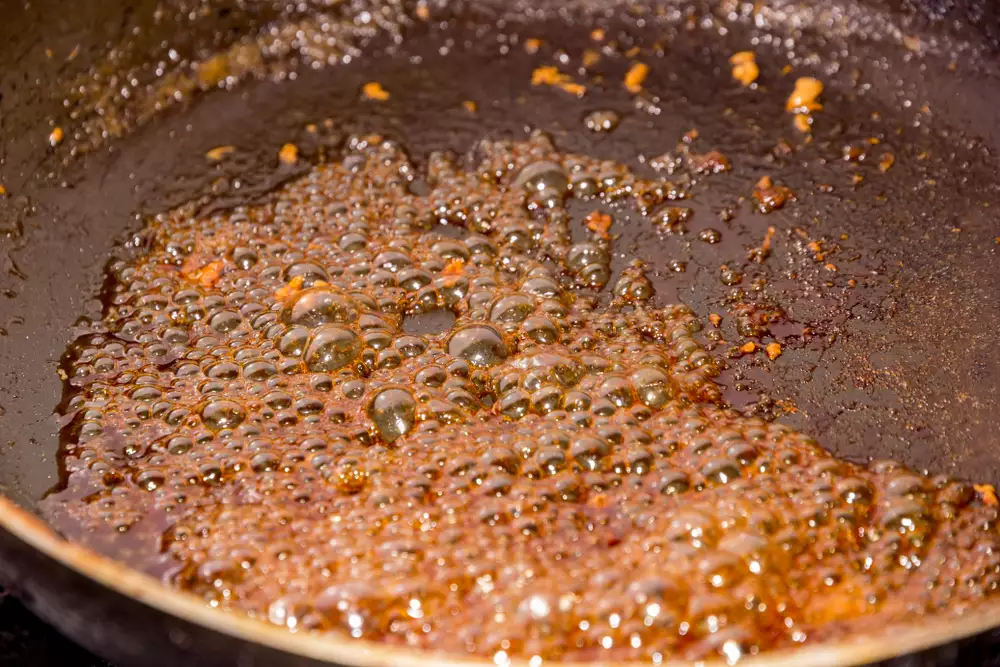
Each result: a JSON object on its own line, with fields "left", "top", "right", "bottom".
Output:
{"left": 1, "top": 0, "right": 1000, "bottom": 665}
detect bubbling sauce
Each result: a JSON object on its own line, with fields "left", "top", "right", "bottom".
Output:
{"left": 48, "top": 132, "right": 1000, "bottom": 663}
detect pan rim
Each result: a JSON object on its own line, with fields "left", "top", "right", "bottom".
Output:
{"left": 1, "top": 495, "right": 998, "bottom": 667}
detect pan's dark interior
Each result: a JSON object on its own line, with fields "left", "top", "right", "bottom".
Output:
{"left": 1, "top": 0, "right": 1000, "bottom": 665}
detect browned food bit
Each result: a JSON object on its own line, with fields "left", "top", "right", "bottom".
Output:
{"left": 273, "top": 275, "right": 306, "bottom": 301}
{"left": 879, "top": 153, "right": 896, "bottom": 172}
{"left": 530, "top": 65, "right": 587, "bottom": 97}
{"left": 766, "top": 341, "right": 783, "bottom": 360}
{"left": 786, "top": 76, "right": 824, "bottom": 112}
{"left": 205, "top": 145, "right": 235, "bottom": 161}
{"left": 582, "top": 49, "right": 601, "bottom": 68}
{"left": 753, "top": 175, "right": 794, "bottom": 212}
{"left": 793, "top": 112, "right": 813, "bottom": 133}
{"left": 688, "top": 150, "right": 731, "bottom": 174}
{"left": 48, "top": 126, "right": 64, "bottom": 146}
{"left": 708, "top": 313, "right": 723, "bottom": 327}
{"left": 523, "top": 38, "right": 543, "bottom": 54}
{"left": 729, "top": 50, "right": 759, "bottom": 86}
{"left": 584, "top": 210, "right": 613, "bottom": 239}
{"left": 749, "top": 225, "right": 777, "bottom": 262}
{"left": 976, "top": 484, "right": 999, "bottom": 506}
{"left": 624, "top": 62, "right": 650, "bottom": 93}
{"left": 361, "top": 81, "right": 390, "bottom": 101}
{"left": 183, "top": 259, "right": 225, "bottom": 289}
{"left": 0, "top": 185, "right": 6, "bottom": 196}
{"left": 278, "top": 143, "right": 299, "bottom": 165}
{"left": 740, "top": 341, "right": 757, "bottom": 354}
{"left": 441, "top": 258, "right": 465, "bottom": 275}
{"left": 590, "top": 27, "right": 605, "bottom": 41}
{"left": 462, "top": 100, "right": 477, "bottom": 113}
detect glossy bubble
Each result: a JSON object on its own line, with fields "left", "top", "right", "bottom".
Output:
{"left": 447, "top": 325, "right": 508, "bottom": 368}
{"left": 303, "top": 325, "right": 362, "bottom": 372}
{"left": 368, "top": 387, "right": 417, "bottom": 443}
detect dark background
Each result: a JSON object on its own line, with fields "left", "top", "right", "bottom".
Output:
{"left": 0, "top": 595, "right": 109, "bottom": 666}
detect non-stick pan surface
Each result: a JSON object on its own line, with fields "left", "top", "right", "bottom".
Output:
{"left": 2, "top": 0, "right": 1000, "bottom": 665}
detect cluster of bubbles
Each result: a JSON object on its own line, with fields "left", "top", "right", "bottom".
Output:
{"left": 49, "top": 131, "right": 1000, "bottom": 663}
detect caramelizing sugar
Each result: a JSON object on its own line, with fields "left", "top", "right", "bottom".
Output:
{"left": 49, "top": 132, "right": 1000, "bottom": 663}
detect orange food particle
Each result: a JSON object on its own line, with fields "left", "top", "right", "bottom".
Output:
{"left": 975, "top": 484, "right": 998, "bottom": 506}
{"left": 793, "top": 113, "right": 812, "bottom": 133}
{"left": 763, "top": 226, "right": 776, "bottom": 250}
{"left": 740, "top": 341, "right": 757, "bottom": 354}
{"left": 524, "top": 38, "right": 543, "bottom": 54}
{"left": 188, "top": 260, "right": 225, "bottom": 289}
{"left": 361, "top": 82, "right": 390, "bottom": 101}
{"left": 590, "top": 28, "right": 605, "bottom": 41}
{"left": 205, "top": 145, "right": 235, "bottom": 161}
{"left": 530, "top": 66, "right": 587, "bottom": 97}
{"left": 49, "top": 126, "right": 64, "bottom": 146}
{"left": 708, "top": 313, "right": 723, "bottom": 328}
{"left": 824, "top": 262, "right": 838, "bottom": 272}
{"left": 442, "top": 258, "right": 466, "bottom": 275}
{"left": 279, "top": 143, "right": 299, "bottom": 166}
{"left": 776, "top": 398, "right": 798, "bottom": 414}
{"left": 753, "top": 175, "right": 794, "bottom": 213}
{"left": 462, "top": 100, "right": 477, "bottom": 113}
{"left": 0, "top": 185, "right": 6, "bottom": 196}
{"left": 624, "top": 62, "right": 650, "bottom": 94}
{"left": 531, "top": 66, "right": 560, "bottom": 85}
{"left": 786, "top": 77, "right": 824, "bottom": 112}
{"left": 766, "top": 342, "right": 783, "bottom": 360}
{"left": 585, "top": 211, "right": 613, "bottom": 239}
{"left": 903, "top": 34, "right": 922, "bottom": 52}
{"left": 879, "top": 153, "right": 895, "bottom": 172}
{"left": 730, "top": 51, "right": 759, "bottom": 86}
{"left": 582, "top": 49, "right": 601, "bottom": 68}
{"left": 589, "top": 493, "right": 610, "bottom": 509}
{"left": 274, "top": 275, "right": 305, "bottom": 301}
{"left": 415, "top": 3, "right": 430, "bottom": 20}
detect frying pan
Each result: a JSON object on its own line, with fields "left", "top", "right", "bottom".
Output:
{"left": 2, "top": 0, "right": 1000, "bottom": 665}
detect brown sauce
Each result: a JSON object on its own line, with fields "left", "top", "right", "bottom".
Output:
{"left": 44, "top": 131, "right": 1000, "bottom": 663}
